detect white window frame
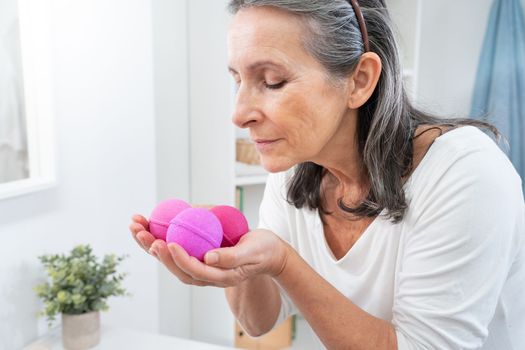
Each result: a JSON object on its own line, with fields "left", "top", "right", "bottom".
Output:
{"left": 0, "top": 0, "right": 57, "bottom": 200}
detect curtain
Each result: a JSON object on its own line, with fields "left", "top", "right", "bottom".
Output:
{"left": 470, "top": 0, "right": 525, "bottom": 191}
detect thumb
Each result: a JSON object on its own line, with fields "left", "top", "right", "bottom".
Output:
{"left": 204, "top": 245, "right": 251, "bottom": 269}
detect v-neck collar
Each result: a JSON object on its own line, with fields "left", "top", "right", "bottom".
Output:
{"left": 310, "top": 126, "right": 470, "bottom": 264}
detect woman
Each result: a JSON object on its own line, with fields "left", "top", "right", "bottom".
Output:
{"left": 129, "top": 1, "right": 525, "bottom": 348}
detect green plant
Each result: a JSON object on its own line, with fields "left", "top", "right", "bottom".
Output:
{"left": 34, "top": 244, "right": 130, "bottom": 325}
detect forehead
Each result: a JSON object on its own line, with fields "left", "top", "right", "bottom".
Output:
{"left": 227, "top": 6, "right": 312, "bottom": 70}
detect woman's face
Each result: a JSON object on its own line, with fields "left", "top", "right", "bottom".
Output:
{"left": 227, "top": 6, "right": 354, "bottom": 173}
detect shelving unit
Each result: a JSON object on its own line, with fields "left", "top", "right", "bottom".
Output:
{"left": 234, "top": 162, "right": 268, "bottom": 186}
{"left": 187, "top": 0, "right": 422, "bottom": 347}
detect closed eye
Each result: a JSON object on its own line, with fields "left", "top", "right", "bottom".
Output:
{"left": 265, "top": 81, "right": 286, "bottom": 90}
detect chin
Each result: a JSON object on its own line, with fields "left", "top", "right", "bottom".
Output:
{"left": 260, "top": 157, "right": 296, "bottom": 173}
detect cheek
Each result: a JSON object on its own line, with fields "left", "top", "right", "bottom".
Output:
{"left": 276, "top": 94, "right": 334, "bottom": 151}
{"left": 261, "top": 76, "right": 346, "bottom": 163}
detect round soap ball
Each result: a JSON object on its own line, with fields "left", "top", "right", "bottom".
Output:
{"left": 149, "top": 199, "right": 191, "bottom": 241}
{"left": 166, "top": 208, "right": 224, "bottom": 261}
{"left": 210, "top": 205, "right": 249, "bottom": 247}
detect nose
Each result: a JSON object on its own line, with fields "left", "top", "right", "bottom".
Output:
{"left": 231, "top": 85, "right": 263, "bottom": 129}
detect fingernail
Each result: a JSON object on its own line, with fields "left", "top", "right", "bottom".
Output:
{"left": 205, "top": 252, "right": 218, "bottom": 265}
{"left": 149, "top": 247, "right": 158, "bottom": 257}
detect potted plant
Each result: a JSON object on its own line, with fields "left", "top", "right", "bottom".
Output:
{"left": 34, "top": 244, "right": 129, "bottom": 350}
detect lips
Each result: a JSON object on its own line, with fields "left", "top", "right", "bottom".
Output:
{"left": 254, "top": 139, "right": 279, "bottom": 144}
{"left": 253, "top": 138, "right": 281, "bottom": 151}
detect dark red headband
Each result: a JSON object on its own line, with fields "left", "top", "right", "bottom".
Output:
{"left": 348, "top": 0, "right": 370, "bottom": 52}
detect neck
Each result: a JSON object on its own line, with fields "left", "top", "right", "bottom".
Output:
{"left": 312, "top": 110, "right": 370, "bottom": 204}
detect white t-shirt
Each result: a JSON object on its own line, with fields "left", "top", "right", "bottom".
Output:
{"left": 257, "top": 126, "right": 525, "bottom": 350}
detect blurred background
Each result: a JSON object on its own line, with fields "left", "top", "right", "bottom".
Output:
{"left": 0, "top": 0, "right": 523, "bottom": 349}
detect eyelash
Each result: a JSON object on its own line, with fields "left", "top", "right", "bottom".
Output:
{"left": 232, "top": 80, "right": 286, "bottom": 91}
{"left": 264, "top": 81, "right": 286, "bottom": 90}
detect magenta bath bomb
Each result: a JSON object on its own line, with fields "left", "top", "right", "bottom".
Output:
{"left": 210, "top": 205, "right": 249, "bottom": 247}
{"left": 166, "top": 208, "right": 223, "bottom": 261}
{"left": 149, "top": 199, "right": 191, "bottom": 241}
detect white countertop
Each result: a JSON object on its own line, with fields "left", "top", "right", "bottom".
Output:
{"left": 23, "top": 325, "right": 239, "bottom": 350}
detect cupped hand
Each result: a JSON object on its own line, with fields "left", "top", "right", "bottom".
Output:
{"left": 129, "top": 214, "right": 207, "bottom": 286}
{"left": 129, "top": 214, "right": 157, "bottom": 253}
{"left": 142, "top": 225, "right": 291, "bottom": 288}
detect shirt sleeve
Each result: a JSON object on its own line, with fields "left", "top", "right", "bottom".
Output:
{"left": 257, "top": 170, "right": 299, "bottom": 329}
{"left": 392, "top": 144, "right": 524, "bottom": 349}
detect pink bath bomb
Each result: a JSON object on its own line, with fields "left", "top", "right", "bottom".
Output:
{"left": 166, "top": 208, "right": 223, "bottom": 261}
{"left": 210, "top": 205, "right": 249, "bottom": 247}
{"left": 149, "top": 199, "right": 191, "bottom": 241}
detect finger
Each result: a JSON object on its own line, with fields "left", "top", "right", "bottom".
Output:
{"left": 150, "top": 241, "right": 209, "bottom": 287}
{"left": 167, "top": 243, "right": 241, "bottom": 286}
{"left": 129, "top": 227, "right": 149, "bottom": 252}
{"left": 129, "top": 222, "right": 145, "bottom": 235}
{"left": 135, "top": 230, "right": 156, "bottom": 251}
{"left": 130, "top": 230, "right": 145, "bottom": 250}
{"left": 132, "top": 214, "right": 150, "bottom": 231}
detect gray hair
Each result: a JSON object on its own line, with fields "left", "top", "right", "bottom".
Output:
{"left": 228, "top": 0, "right": 499, "bottom": 222}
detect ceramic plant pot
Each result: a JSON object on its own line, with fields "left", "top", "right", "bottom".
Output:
{"left": 61, "top": 311, "right": 100, "bottom": 350}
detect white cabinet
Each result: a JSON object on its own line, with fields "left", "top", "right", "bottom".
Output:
{"left": 186, "top": 0, "right": 422, "bottom": 346}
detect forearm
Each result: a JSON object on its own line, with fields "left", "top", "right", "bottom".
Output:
{"left": 275, "top": 247, "right": 398, "bottom": 350}
{"left": 225, "top": 274, "right": 282, "bottom": 336}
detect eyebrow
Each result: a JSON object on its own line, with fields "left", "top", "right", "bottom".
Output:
{"left": 228, "top": 60, "right": 286, "bottom": 74}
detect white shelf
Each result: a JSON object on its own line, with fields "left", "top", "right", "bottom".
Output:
{"left": 235, "top": 175, "right": 268, "bottom": 186}
{"left": 235, "top": 162, "right": 268, "bottom": 186}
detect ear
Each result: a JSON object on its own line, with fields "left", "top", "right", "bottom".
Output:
{"left": 346, "top": 52, "right": 382, "bottom": 109}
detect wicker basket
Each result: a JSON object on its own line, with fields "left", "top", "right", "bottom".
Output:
{"left": 236, "top": 138, "right": 260, "bottom": 165}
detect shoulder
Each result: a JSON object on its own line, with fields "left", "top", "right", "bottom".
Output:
{"left": 404, "top": 126, "right": 524, "bottom": 242}
{"left": 399, "top": 125, "right": 524, "bottom": 258}
{"left": 408, "top": 125, "right": 522, "bottom": 198}
{"left": 403, "top": 126, "right": 524, "bottom": 245}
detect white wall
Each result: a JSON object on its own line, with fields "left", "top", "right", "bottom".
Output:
{"left": 0, "top": 1, "right": 159, "bottom": 349}
{"left": 416, "top": 0, "right": 493, "bottom": 117}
